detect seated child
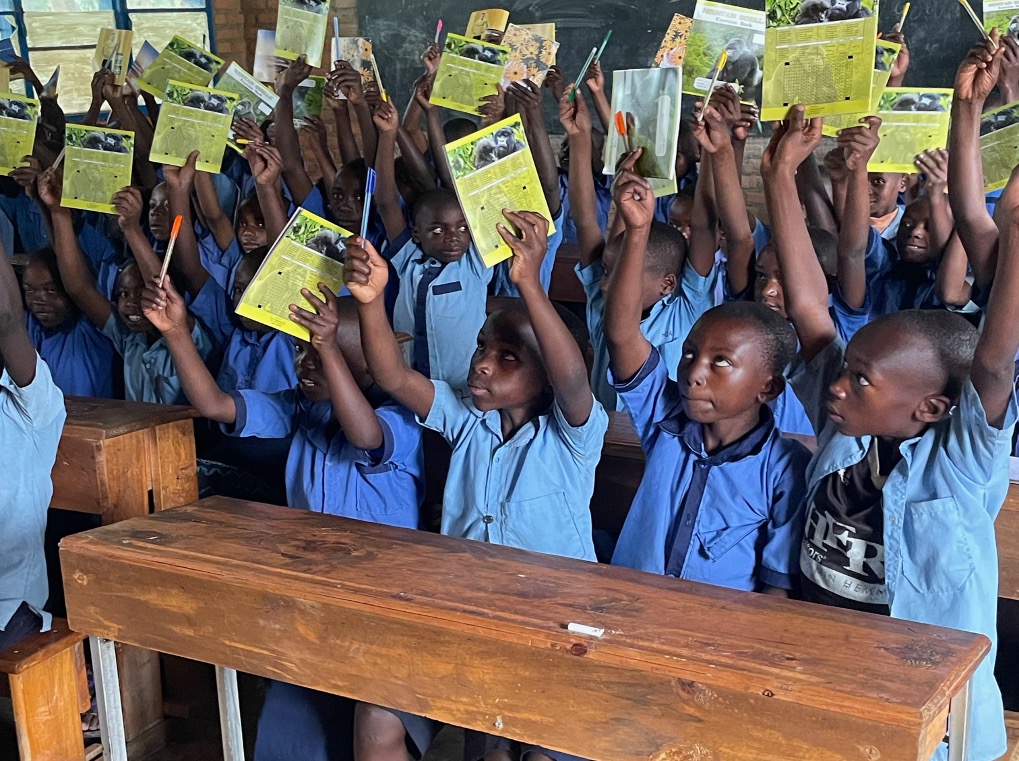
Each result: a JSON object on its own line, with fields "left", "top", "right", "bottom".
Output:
{"left": 605, "top": 167, "right": 809, "bottom": 592}
{"left": 345, "top": 210, "right": 607, "bottom": 761}
{"left": 763, "top": 92, "right": 1019, "bottom": 760}
{"left": 0, "top": 248, "right": 65, "bottom": 650}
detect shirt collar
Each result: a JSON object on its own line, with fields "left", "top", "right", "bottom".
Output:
{"left": 661, "top": 405, "right": 777, "bottom": 464}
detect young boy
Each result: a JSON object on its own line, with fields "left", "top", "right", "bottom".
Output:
{"left": 762, "top": 89, "right": 1018, "bottom": 760}
{"left": 605, "top": 162, "right": 809, "bottom": 592}
{"left": 0, "top": 243, "right": 65, "bottom": 650}
{"left": 346, "top": 210, "right": 607, "bottom": 761}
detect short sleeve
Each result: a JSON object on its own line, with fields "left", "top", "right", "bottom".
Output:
{"left": 676, "top": 259, "right": 717, "bottom": 323}
{"left": 0, "top": 353, "right": 65, "bottom": 430}
{"left": 943, "top": 378, "right": 1019, "bottom": 483}
{"left": 420, "top": 380, "right": 475, "bottom": 444}
{"left": 231, "top": 388, "right": 297, "bottom": 438}
{"left": 292, "top": 186, "right": 328, "bottom": 218}
{"left": 360, "top": 403, "right": 423, "bottom": 471}
{"left": 550, "top": 396, "right": 608, "bottom": 462}
{"left": 387, "top": 229, "right": 417, "bottom": 268}
{"left": 831, "top": 286, "right": 871, "bottom": 344}
{"left": 191, "top": 319, "right": 218, "bottom": 362}
{"left": 788, "top": 338, "right": 846, "bottom": 437}
{"left": 101, "top": 313, "right": 130, "bottom": 355}
{"left": 611, "top": 348, "right": 681, "bottom": 451}
{"left": 198, "top": 231, "right": 243, "bottom": 291}
{"left": 758, "top": 441, "right": 811, "bottom": 590}
{"left": 187, "top": 277, "right": 233, "bottom": 348}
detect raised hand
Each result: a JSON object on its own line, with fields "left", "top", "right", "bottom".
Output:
{"left": 372, "top": 99, "right": 399, "bottom": 133}
{"left": 245, "top": 144, "right": 283, "bottom": 188}
{"left": 422, "top": 42, "right": 441, "bottom": 75}
{"left": 11, "top": 155, "right": 41, "bottom": 199}
{"left": 276, "top": 56, "right": 312, "bottom": 98}
{"left": 614, "top": 164, "right": 655, "bottom": 231}
{"left": 141, "top": 274, "right": 189, "bottom": 335}
{"left": 544, "top": 65, "right": 567, "bottom": 102}
{"left": 886, "top": 26, "right": 910, "bottom": 84}
{"left": 836, "top": 115, "right": 882, "bottom": 172}
{"left": 232, "top": 117, "right": 265, "bottom": 145}
{"left": 692, "top": 102, "right": 733, "bottom": 154}
{"left": 761, "top": 105, "right": 822, "bottom": 175}
{"left": 500, "top": 210, "right": 550, "bottom": 286}
{"left": 112, "top": 186, "right": 145, "bottom": 232}
{"left": 413, "top": 74, "right": 435, "bottom": 111}
{"left": 289, "top": 284, "right": 342, "bottom": 353}
{"left": 915, "top": 148, "right": 949, "bottom": 196}
{"left": 585, "top": 60, "right": 605, "bottom": 93}
{"left": 163, "top": 150, "right": 200, "bottom": 193}
{"left": 559, "top": 86, "right": 592, "bottom": 135}
{"left": 36, "top": 166, "right": 62, "bottom": 210}
{"left": 343, "top": 237, "right": 390, "bottom": 304}
{"left": 509, "top": 79, "right": 543, "bottom": 119}
{"left": 954, "top": 32, "right": 1003, "bottom": 103}
{"left": 327, "top": 62, "right": 365, "bottom": 104}
{"left": 478, "top": 83, "right": 506, "bottom": 123}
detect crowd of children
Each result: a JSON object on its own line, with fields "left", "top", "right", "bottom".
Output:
{"left": 3, "top": 13, "right": 1019, "bottom": 761}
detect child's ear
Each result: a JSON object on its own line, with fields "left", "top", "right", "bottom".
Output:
{"left": 410, "top": 223, "right": 421, "bottom": 244}
{"left": 914, "top": 393, "right": 952, "bottom": 424}
{"left": 758, "top": 374, "right": 785, "bottom": 405}
{"left": 659, "top": 273, "right": 677, "bottom": 298}
{"left": 897, "top": 176, "right": 908, "bottom": 194}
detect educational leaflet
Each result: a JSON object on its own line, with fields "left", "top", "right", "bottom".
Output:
{"left": 822, "top": 39, "right": 900, "bottom": 138}
{"left": 431, "top": 34, "right": 509, "bottom": 117}
{"left": 984, "top": 0, "right": 1019, "bottom": 37}
{"left": 0, "top": 93, "right": 38, "bottom": 175}
{"left": 444, "top": 115, "right": 555, "bottom": 268}
{"left": 136, "top": 35, "right": 223, "bottom": 98}
{"left": 501, "top": 24, "right": 559, "bottom": 88}
{"left": 150, "top": 80, "right": 237, "bottom": 173}
{"left": 980, "top": 102, "right": 1019, "bottom": 191}
{"left": 236, "top": 209, "right": 352, "bottom": 340}
{"left": 292, "top": 75, "right": 326, "bottom": 127}
{"left": 683, "top": 1, "right": 765, "bottom": 103}
{"left": 252, "top": 30, "right": 284, "bottom": 82}
{"left": 214, "top": 63, "right": 279, "bottom": 151}
{"left": 867, "top": 88, "right": 953, "bottom": 173}
{"left": 603, "top": 68, "right": 683, "bottom": 193}
{"left": 466, "top": 9, "right": 510, "bottom": 41}
{"left": 761, "top": 0, "right": 879, "bottom": 121}
{"left": 654, "top": 14, "right": 693, "bottom": 68}
{"left": 94, "top": 28, "right": 133, "bottom": 86}
{"left": 60, "top": 124, "right": 134, "bottom": 215}
{"left": 331, "top": 37, "right": 375, "bottom": 96}
{"left": 275, "top": 0, "right": 328, "bottom": 69}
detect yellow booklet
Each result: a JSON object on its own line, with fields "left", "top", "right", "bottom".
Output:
{"left": 685, "top": 1, "right": 765, "bottom": 102}
{"left": 94, "top": 28, "right": 133, "bottom": 86}
{"left": 150, "top": 81, "right": 237, "bottom": 173}
{"left": 822, "top": 39, "right": 900, "bottom": 138}
{"left": 980, "top": 102, "right": 1019, "bottom": 191}
{"left": 214, "top": 63, "right": 279, "bottom": 151}
{"left": 431, "top": 34, "right": 509, "bottom": 116}
{"left": 654, "top": 14, "right": 693, "bottom": 69}
{"left": 762, "top": 0, "right": 878, "bottom": 121}
{"left": 137, "top": 35, "right": 222, "bottom": 98}
{"left": 445, "top": 115, "right": 555, "bottom": 268}
{"left": 867, "top": 88, "right": 953, "bottom": 173}
{"left": 275, "top": 0, "right": 328, "bottom": 69}
{"left": 236, "top": 209, "right": 353, "bottom": 340}
{"left": 61, "top": 125, "right": 134, "bottom": 215}
{"left": 466, "top": 9, "right": 510, "bottom": 41}
{"left": 0, "top": 94, "right": 38, "bottom": 175}
{"left": 501, "top": 24, "right": 559, "bottom": 88}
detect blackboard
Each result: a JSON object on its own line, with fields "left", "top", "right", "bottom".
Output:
{"left": 358, "top": 0, "right": 989, "bottom": 132}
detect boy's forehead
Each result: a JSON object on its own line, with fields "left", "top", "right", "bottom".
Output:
{"left": 417, "top": 197, "right": 463, "bottom": 224}
{"left": 484, "top": 310, "right": 537, "bottom": 347}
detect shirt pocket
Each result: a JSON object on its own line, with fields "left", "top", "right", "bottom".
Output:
{"left": 696, "top": 522, "right": 761, "bottom": 562}
{"left": 503, "top": 491, "right": 590, "bottom": 559}
{"left": 352, "top": 462, "right": 410, "bottom": 518}
{"left": 900, "top": 497, "right": 975, "bottom": 594}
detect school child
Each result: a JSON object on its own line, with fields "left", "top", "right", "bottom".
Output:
{"left": 604, "top": 153, "right": 809, "bottom": 592}
{"left": 141, "top": 272, "right": 423, "bottom": 761}
{"left": 346, "top": 208, "right": 607, "bottom": 761}
{"left": 0, "top": 245, "right": 65, "bottom": 650}
{"left": 763, "top": 80, "right": 1018, "bottom": 761}
{"left": 22, "top": 247, "right": 120, "bottom": 398}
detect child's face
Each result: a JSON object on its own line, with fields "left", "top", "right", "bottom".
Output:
{"left": 329, "top": 167, "right": 365, "bottom": 231}
{"left": 115, "top": 265, "right": 154, "bottom": 334}
{"left": 236, "top": 202, "right": 267, "bottom": 253}
{"left": 867, "top": 172, "right": 905, "bottom": 218}
{"left": 895, "top": 199, "right": 934, "bottom": 265}
{"left": 677, "top": 315, "right": 777, "bottom": 424}
{"left": 668, "top": 196, "right": 693, "bottom": 241}
{"left": 230, "top": 259, "right": 267, "bottom": 334}
{"left": 294, "top": 339, "right": 331, "bottom": 402}
{"left": 826, "top": 324, "right": 945, "bottom": 439}
{"left": 148, "top": 184, "right": 170, "bottom": 241}
{"left": 754, "top": 243, "right": 786, "bottom": 319}
{"left": 466, "top": 311, "right": 548, "bottom": 413}
{"left": 413, "top": 198, "right": 471, "bottom": 264}
{"left": 600, "top": 240, "right": 673, "bottom": 310}
{"left": 21, "top": 259, "right": 73, "bottom": 329}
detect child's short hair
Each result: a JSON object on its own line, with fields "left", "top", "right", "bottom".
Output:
{"left": 701, "top": 301, "right": 798, "bottom": 376}
{"left": 411, "top": 187, "right": 459, "bottom": 221}
{"left": 337, "top": 157, "right": 368, "bottom": 185}
{"left": 491, "top": 299, "right": 590, "bottom": 357}
{"left": 867, "top": 310, "right": 979, "bottom": 400}
{"left": 645, "top": 221, "right": 687, "bottom": 278}
{"left": 807, "top": 226, "right": 837, "bottom": 278}
{"left": 26, "top": 246, "right": 61, "bottom": 280}
{"left": 240, "top": 245, "right": 270, "bottom": 269}
{"left": 443, "top": 117, "right": 478, "bottom": 143}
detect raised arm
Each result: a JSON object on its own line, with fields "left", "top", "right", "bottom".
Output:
{"left": 288, "top": 284, "right": 384, "bottom": 449}
{"left": 934, "top": 232, "right": 972, "bottom": 307}
{"left": 346, "top": 237, "right": 435, "bottom": 417}
{"left": 687, "top": 138, "right": 719, "bottom": 278}
{"left": 247, "top": 144, "right": 288, "bottom": 243}
{"left": 560, "top": 87, "right": 604, "bottom": 267}
{"left": 371, "top": 100, "right": 410, "bottom": 244}
{"left": 885, "top": 27, "right": 910, "bottom": 87}
{"left": 949, "top": 35, "right": 1004, "bottom": 295}
{"left": 761, "top": 106, "right": 835, "bottom": 361}
{"left": 0, "top": 238, "right": 36, "bottom": 385}
{"left": 510, "top": 80, "right": 561, "bottom": 217}
{"left": 502, "top": 210, "right": 592, "bottom": 425}
{"left": 113, "top": 187, "right": 162, "bottom": 285}
{"left": 142, "top": 276, "right": 236, "bottom": 422}
{"left": 402, "top": 47, "right": 440, "bottom": 155}
{"left": 194, "top": 165, "right": 235, "bottom": 252}
{"left": 916, "top": 148, "right": 953, "bottom": 256}
{"left": 328, "top": 62, "right": 377, "bottom": 165}
{"left": 301, "top": 115, "right": 337, "bottom": 183}
{"left": 584, "top": 61, "right": 611, "bottom": 133}
{"left": 274, "top": 56, "right": 315, "bottom": 205}
{"left": 396, "top": 126, "right": 437, "bottom": 197}
{"left": 162, "top": 152, "right": 209, "bottom": 298}
{"left": 416, "top": 75, "right": 455, "bottom": 189}
{"left": 834, "top": 116, "right": 882, "bottom": 309}
{"left": 83, "top": 70, "right": 112, "bottom": 127}
{"left": 795, "top": 152, "right": 838, "bottom": 235}
{"left": 330, "top": 97, "right": 361, "bottom": 165}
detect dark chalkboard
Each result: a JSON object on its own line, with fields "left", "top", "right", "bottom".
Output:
{"left": 358, "top": 0, "right": 990, "bottom": 131}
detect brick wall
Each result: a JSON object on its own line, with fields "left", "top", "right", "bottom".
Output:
{"left": 741, "top": 135, "right": 838, "bottom": 223}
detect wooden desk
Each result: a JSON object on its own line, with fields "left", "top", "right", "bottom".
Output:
{"left": 62, "top": 497, "right": 984, "bottom": 761}
{"left": 54, "top": 397, "right": 198, "bottom": 523}
{"left": 999, "top": 478, "right": 1019, "bottom": 602}
{"left": 548, "top": 245, "right": 585, "bottom": 305}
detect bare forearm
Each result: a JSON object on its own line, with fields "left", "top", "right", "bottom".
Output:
{"left": 524, "top": 117, "right": 561, "bottom": 216}
{"left": 51, "top": 209, "right": 113, "bottom": 327}
{"left": 710, "top": 143, "right": 754, "bottom": 294}
{"left": 426, "top": 108, "right": 453, "bottom": 188}
{"left": 973, "top": 221, "right": 1019, "bottom": 427}
{"left": 165, "top": 327, "right": 236, "bottom": 422}
{"left": 356, "top": 299, "right": 434, "bottom": 418}
{"left": 353, "top": 102, "right": 378, "bottom": 166}
{"left": 796, "top": 154, "right": 838, "bottom": 235}
{"left": 567, "top": 132, "right": 603, "bottom": 265}
{"left": 375, "top": 131, "right": 409, "bottom": 242}
{"left": 837, "top": 169, "right": 871, "bottom": 308}
{"left": 167, "top": 187, "right": 207, "bottom": 296}
{"left": 604, "top": 226, "right": 654, "bottom": 379}
{"left": 195, "top": 172, "right": 234, "bottom": 252}
{"left": 0, "top": 257, "right": 35, "bottom": 386}
{"left": 935, "top": 233, "right": 973, "bottom": 306}
{"left": 687, "top": 151, "right": 718, "bottom": 277}
{"left": 402, "top": 99, "right": 429, "bottom": 154}
{"left": 310, "top": 138, "right": 338, "bottom": 184}
{"left": 320, "top": 348, "right": 384, "bottom": 449}
{"left": 396, "top": 128, "right": 437, "bottom": 194}
{"left": 332, "top": 102, "right": 361, "bottom": 164}
{"left": 589, "top": 90, "right": 610, "bottom": 133}
{"left": 275, "top": 94, "right": 314, "bottom": 204}
{"left": 123, "top": 226, "right": 162, "bottom": 283}
{"left": 255, "top": 181, "right": 288, "bottom": 243}
{"left": 949, "top": 100, "right": 998, "bottom": 290}
{"left": 927, "top": 192, "right": 954, "bottom": 254}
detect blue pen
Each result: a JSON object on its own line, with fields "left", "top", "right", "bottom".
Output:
{"left": 333, "top": 16, "right": 341, "bottom": 63}
{"left": 360, "top": 168, "right": 376, "bottom": 240}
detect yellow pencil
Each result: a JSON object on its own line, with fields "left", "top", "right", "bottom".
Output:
{"left": 698, "top": 49, "right": 728, "bottom": 122}
{"left": 898, "top": 2, "right": 910, "bottom": 30}
{"left": 958, "top": 0, "right": 995, "bottom": 46}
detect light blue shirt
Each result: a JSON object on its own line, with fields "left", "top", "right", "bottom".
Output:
{"left": 102, "top": 313, "right": 215, "bottom": 405}
{"left": 27, "top": 313, "right": 120, "bottom": 399}
{"left": 791, "top": 339, "right": 1016, "bottom": 761}
{"left": 577, "top": 259, "right": 716, "bottom": 411}
{"left": 198, "top": 230, "right": 243, "bottom": 292}
{"left": 232, "top": 389, "right": 423, "bottom": 528}
{"left": 610, "top": 348, "right": 809, "bottom": 590}
{"left": 218, "top": 328, "right": 297, "bottom": 396}
{"left": 422, "top": 380, "right": 607, "bottom": 561}
{"left": 0, "top": 355, "right": 65, "bottom": 632}
{"left": 491, "top": 209, "right": 565, "bottom": 297}
{"left": 388, "top": 231, "right": 493, "bottom": 389}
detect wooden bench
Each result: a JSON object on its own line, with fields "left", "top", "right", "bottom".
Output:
{"left": 0, "top": 618, "right": 91, "bottom": 761}
{"left": 548, "top": 244, "right": 585, "bottom": 305}
{"left": 62, "top": 496, "right": 986, "bottom": 761}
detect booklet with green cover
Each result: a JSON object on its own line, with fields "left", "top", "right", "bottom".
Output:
{"left": 150, "top": 80, "right": 238, "bottom": 173}
{"left": 136, "top": 35, "right": 222, "bottom": 98}
{"left": 431, "top": 33, "right": 509, "bottom": 116}
{"left": 276, "top": 0, "right": 329, "bottom": 69}
{"left": 0, "top": 93, "right": 39, "bottom": 175}
{"left": 61, "top": 124, "right": 134, "bottom": 214}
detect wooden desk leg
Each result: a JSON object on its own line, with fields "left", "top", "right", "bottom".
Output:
{"left": 215, "top": 666, "right": 244, "bottom": 761}
{"left": 90, "top": 636, "right": 128, "bottom": 761}
{"left": 947, "top": 677, "right": 973, "bottom": 761}
{"left": 147, "top": 420, "right": 198, "bottom": 512}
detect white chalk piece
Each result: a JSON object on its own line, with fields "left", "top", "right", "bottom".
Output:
{"left": 567, "top": 622, "right": 605, "bottom": 637}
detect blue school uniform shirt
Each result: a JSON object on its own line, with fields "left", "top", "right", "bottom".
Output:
{"left": 102, "top": 314, "right": 215, "bottom": 404}
{"left": 27, "top": 313, "right": 120, "bottom": 398}
{"left": 610, "top": 348, "right": 809, "bottom": 590}
{"left": 218, "top": 328, "right": 297, "bottom": 395}
{"left": 490, "top": 208, "right": 565, "bottom": 297}
{"left": 388, "top": 229, "right": 493, "bottom": 388}
{"left": 198, "top": 229, "right": 243, "bottom": 293}
{"left": 557, "top": 172, "right": 612, "bottom": 245}
{"left": 791, "top": 339, "right": 1016, "bottom": 761}
{"left": 0, "top": 191, "right": 47, "bottom": 253}
{"left": 577, "top": 259, "right": 716, "bottom": 411}
{"left": 422, "top": 380, "right": 607, "bottom": 560}
{"left": 231, "top": 389, "right": 423, "bottom": 527}
{"left": 77, "top": 213, "right": 126, "bottom": 300}
{"left": 865, "top": 229, "right": 941, "bottom": 316}
{"left": 0, "top": 355, "right": 65, "bottom": 633}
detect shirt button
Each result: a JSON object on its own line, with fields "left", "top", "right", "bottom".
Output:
{"left": 483, "top": 515, "right": 494, "bottom": 524}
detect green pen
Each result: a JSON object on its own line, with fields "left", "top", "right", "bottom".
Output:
{"left": 594, "top": 30, "right": 612, "bottom": 63}
{"left": 569, "top": 46, "right": 598, "bottom": 102}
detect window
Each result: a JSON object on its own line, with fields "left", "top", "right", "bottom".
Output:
{"left": 2, "top": 0, "right": 213, "bottom": 114}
